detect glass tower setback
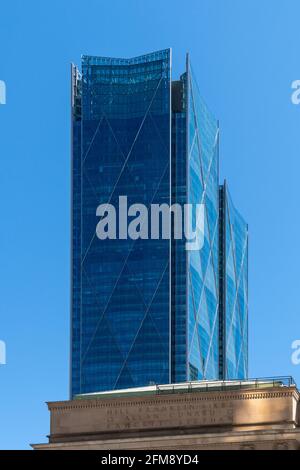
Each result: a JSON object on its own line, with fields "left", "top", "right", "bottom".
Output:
{"left": 71, "top": 49, "right": 248, "bottom": 396}
{"left": 186, "top": 58, "right": 220, "bottom": 381}
{"left": 219, "top": 181, "right": 248, "bottom": 380}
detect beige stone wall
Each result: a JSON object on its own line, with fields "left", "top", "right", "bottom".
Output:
{"left": 32, "top": 386, "right": 300, "bottom": 450}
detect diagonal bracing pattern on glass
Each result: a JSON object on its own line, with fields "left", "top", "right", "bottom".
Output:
{"left": 187, "top": 59, "right": 220, "bottom": 380}
{"left": 71, "top": 50, "right": 171, "bottom": 396}
{"left": 224, "top": 183, "right": 248, "bottom": 379}
{"left": 71, "top": 49, "right": 249, "bottom": 395}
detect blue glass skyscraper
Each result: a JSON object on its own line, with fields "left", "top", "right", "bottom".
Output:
{"left": 71, "top": 49, "right": 248, "bottom": 397}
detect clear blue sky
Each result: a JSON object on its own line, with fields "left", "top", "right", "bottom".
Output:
{"left": 0, "top": 0, "right": 299, "bottom": 449}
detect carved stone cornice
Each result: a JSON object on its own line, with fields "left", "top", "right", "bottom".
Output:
{"left": 47, "top": 386, "right": 299, "bottom": 412}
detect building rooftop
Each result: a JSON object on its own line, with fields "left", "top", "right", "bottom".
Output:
{"left": 74, "top": 376, "right": 296, "bottom": 401}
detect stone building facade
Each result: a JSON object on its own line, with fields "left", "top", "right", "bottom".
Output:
{"left": 32, "top": 381, "right": 300, "bottom": 450}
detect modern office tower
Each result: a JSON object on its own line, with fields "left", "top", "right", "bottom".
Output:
{"left": 70, "top": 49, "right": 247, "bottom": 397}
{"left": 219, "top": 182, "right": 248, "bottom": 380}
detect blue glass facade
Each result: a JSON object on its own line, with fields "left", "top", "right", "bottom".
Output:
{"left": 186, "top": 59, "right": 220, "bottom": 381}
{"left": 71, "top": 50, "right": 172, "bottom": 396}
{"left": 219, "top": 182, "right": 248, "bottom": 379}
{"left": 71, "top": 49, "right": 248, "bottom": 396}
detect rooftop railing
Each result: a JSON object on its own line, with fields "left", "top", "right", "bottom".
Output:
{"left": 155, "top": 376, "right": 297, "bottom": 395}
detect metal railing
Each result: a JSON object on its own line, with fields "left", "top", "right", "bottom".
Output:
{"left": 155, "top": 376, "right": 296, "bottom": 395}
